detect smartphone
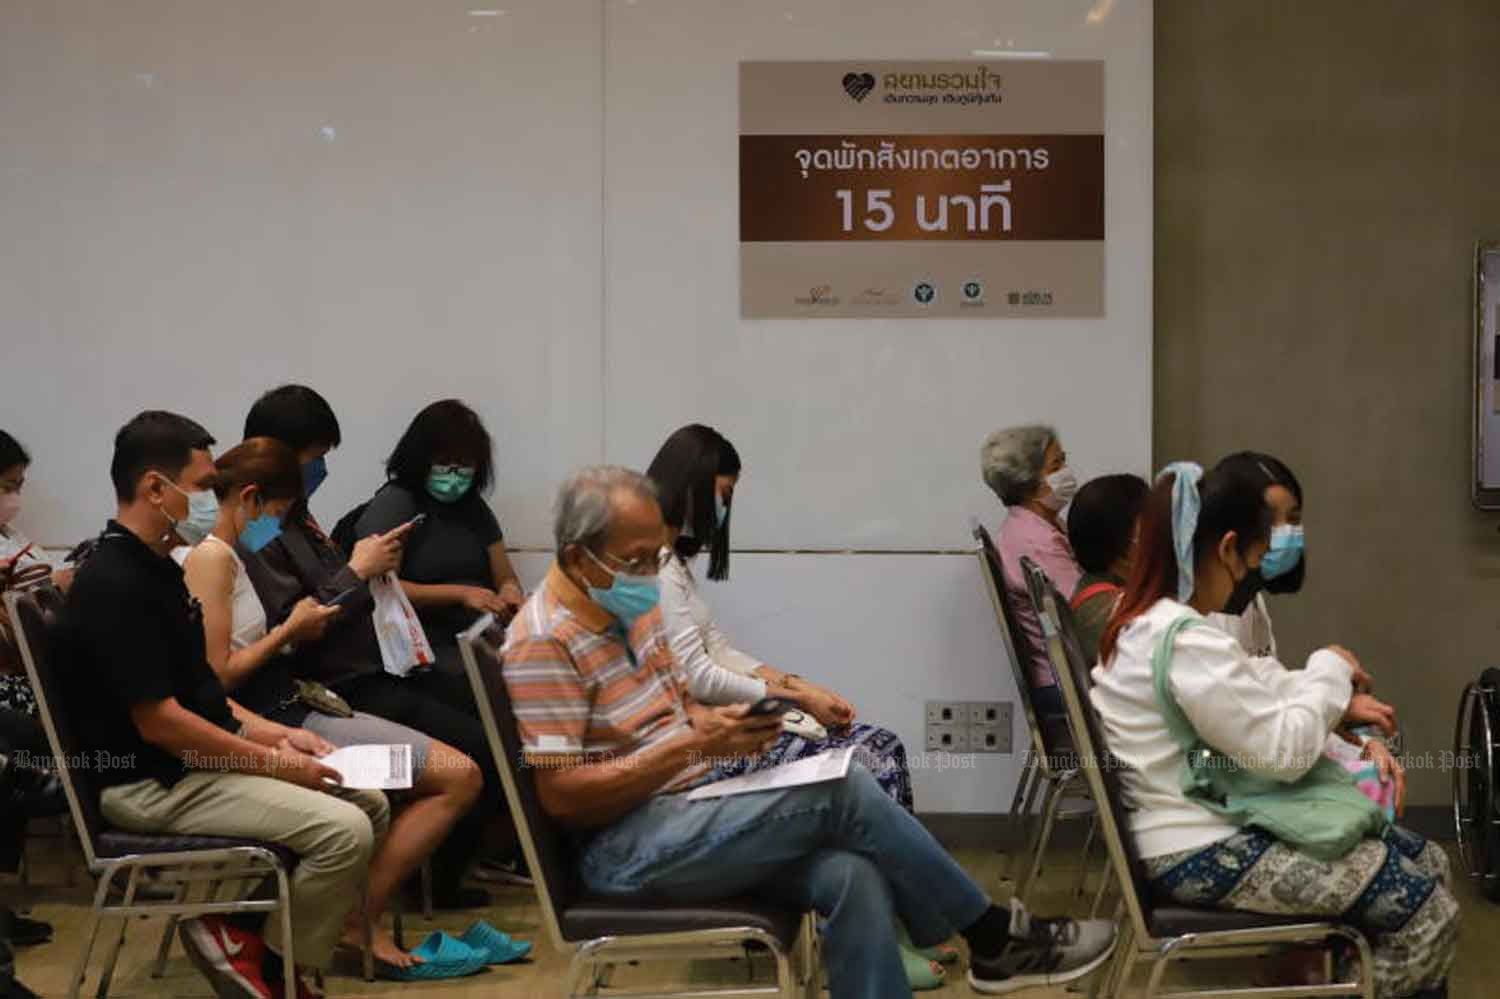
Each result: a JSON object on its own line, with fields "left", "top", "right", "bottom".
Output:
{"left": 746, "top": 696, "right": 796, "bottom": 717}
{"left": 325, "top": 586, "right": 361, "bottom": 608}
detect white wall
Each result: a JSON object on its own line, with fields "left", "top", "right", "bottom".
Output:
{"left": 603, "top": 0, "right": 1154, "bottom": 550}
{"left": 0, "top": 0, "right": 604, "bottom": 544}
{"left": 3, "top": 0, "right": 1151, "bottom": 813}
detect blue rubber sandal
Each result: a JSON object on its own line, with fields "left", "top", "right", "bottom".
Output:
{"left": 379, "top": 931, "right": 489, "bottom": 981}
{"left": 460, "top": 921, "right": 534, "bottom": 965}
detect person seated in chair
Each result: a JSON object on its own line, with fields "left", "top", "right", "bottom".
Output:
{"left": 1090, "top": 460, "right": 1454, "bottom": 999}
{"left": 59, "top": 410, "right": 390, "bottom": 999}
{"left": 1064, "top": 473, "right": 1148, "bottom": 664}
{"left": 352, "top": 399, "right": 525, "bottom": 661}
{"left": 502, "top": 466, "right": 1118, "bottom": 999}
{"left": 980, "top": 424, "right": 1083, "bottom": 717}
{"left": 238, "top": 385, "right": 508, "bottom": 907}
{"left": 180, "top": 437, "right": 485, "bottom": 972}
{"left": 0, "top": 430, "right": 73, "bottom": 735}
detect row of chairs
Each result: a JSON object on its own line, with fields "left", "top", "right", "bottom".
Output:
{"left": 9, "top": 530, "right": 1385, "bottom": 999}
{"left": 6, "top": 588, "right": 820, "bottom": 999}
{"left": 972, "top": 524, "right": 1103, "bottom": 909}
{"left": 973, "top": 535, "right": 1376, "bottom": 998}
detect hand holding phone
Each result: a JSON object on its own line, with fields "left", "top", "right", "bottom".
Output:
{"left": 349, "top": 523, "right": 410, "bottom": 580}
{"left": 746, "top": 696, "right": 797, "bottom": 717}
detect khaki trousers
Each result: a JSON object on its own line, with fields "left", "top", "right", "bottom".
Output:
{"left": 101, "top": 772, "right": 389, "bottom": 969}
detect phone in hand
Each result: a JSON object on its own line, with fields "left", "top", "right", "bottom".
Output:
{"left": 746, "top": 696, "right": 796, "bottom": 717}
{"left": 325, "top": 586, "right": 361, "bottom": 608}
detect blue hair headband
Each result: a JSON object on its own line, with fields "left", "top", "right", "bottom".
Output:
{"left": 1157, "top": 461, "right": 1203, "bottom": 602}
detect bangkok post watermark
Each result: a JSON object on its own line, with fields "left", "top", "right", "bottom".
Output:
{"left": 9, "top": 750, "right": 136, "bottom": 773}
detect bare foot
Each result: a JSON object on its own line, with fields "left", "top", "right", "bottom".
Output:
{"left": 340, "top": 925, "right": 423, "bottom": 970}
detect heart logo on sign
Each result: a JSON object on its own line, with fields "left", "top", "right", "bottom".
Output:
{"left": 841, "top": 72, "right": 876, "bottom": 102}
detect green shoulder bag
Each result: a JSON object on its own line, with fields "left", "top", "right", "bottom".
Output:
{"left": 1152, "top": 615, "right": 1387, "bottom": 860}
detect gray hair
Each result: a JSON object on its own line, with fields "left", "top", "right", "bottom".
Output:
{"left": 980, "top": 425, "right": 1057, "bottom": 506}
{"left": 553, "top": 465, "right": 659, "bottom": 557}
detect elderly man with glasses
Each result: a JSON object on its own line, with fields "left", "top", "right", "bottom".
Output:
{"left": 502, "top": 466, "right": 1117, "bottom": 999}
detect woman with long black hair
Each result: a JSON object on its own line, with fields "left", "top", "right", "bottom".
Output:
{"left": 1092, "top": 460, "right": 1454, "bottom": 999}
{"left": 647, "top": 425, "right": 956, "bottom": 990}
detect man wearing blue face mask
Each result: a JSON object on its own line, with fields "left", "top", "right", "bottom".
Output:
{"left": 503, "top": 467, "right": 1118, "bottom": 999}
{"left": 60, "top": 411, "right": 391, "bottom": 999}
{"left": 239, "top": 385, "right": 509, "bottom": 911}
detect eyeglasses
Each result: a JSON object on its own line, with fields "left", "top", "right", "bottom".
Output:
{"left": 585, "top": 546, "right": 660, "bottom": 577}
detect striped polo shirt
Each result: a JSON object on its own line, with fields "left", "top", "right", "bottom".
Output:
{"left": 501, "top": 563, "right": 711, "bottom": 795}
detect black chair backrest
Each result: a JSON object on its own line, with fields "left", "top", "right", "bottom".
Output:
{"left": 1035, "top": 573, "right": 1157, "bottom": 936}
{"left": 457, "top": 614, "right": 579, "bottom": 952}
{"left": 973, "top": 525, "right": 1069, "bottom": 762}
{"left": 5, "top": 590, "right": 104, "bottom": 868}
{"left": 328, "top": 504, "right": 367, "bottom": 559}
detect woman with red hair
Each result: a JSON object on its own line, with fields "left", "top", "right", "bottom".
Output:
{"left": 1091, "top": 461, "right": 1455, "bottom": 999}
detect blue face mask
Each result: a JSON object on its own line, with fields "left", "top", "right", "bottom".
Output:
{"left": 715, "top": 493, "right": 728, "bottom": 528}
{"left": 238, "top": 507, "right": 284, "bottom": 553}
{"left": 583, "top": 548, "right": 660, "bottom": 629}
{"left": 426, "top": 465, "right": 475, "bottom": 504}
{"left": 166, "top": 481, "right": 220, "bottom": 547}
{"left": 1260, "top": 524, "right": 1304, "bottom": 580}
{"left": 301, "top": 456, "right": 328, "bottom": 498}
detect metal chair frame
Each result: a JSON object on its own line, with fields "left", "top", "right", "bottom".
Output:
{"left": 7, "top": 589, "right": 297, "bottom": 998}
{"left": 1027, "top": 578, "right": 1375, "bottom": 999}
{"left": 1453, "top": 676, "right": 1500, "bottom": 898}
{"left": 458, "top": 614, "right": 819, "bottom": 999}
{"left": 972, "top": 524, "right": 1096, "bottom": 903}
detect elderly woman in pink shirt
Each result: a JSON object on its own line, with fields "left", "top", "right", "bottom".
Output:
{"left": 980, "top": 424, "right": 1081, "bottom": 718}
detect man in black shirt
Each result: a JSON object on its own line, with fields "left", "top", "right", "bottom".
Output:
{"left": 63, "top": 411, "right": 390, "bottom": 999}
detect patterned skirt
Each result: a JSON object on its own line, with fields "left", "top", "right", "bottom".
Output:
{"left": 1143, "top": 826, "right": 1458, "bottom": 998}
{"left": 705, "top": 721, "right": 914, "bottom": 813}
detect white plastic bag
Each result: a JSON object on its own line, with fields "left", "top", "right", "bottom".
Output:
{"left": 369, "top": 571, "right": 435, "bottom": 677}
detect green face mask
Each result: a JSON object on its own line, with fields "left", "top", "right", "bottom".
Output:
{"left": 425, "top": 465, "right": 475, "bottom": 504}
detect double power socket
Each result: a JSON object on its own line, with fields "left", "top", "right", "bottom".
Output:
{"left": 924, "top": 701, "right": 1013, "bottom": 754}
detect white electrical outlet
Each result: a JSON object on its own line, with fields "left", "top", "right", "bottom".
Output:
{"left": 925, "top": 724, "right": 970, "bottom": 753}
{"left": 924, "top": 701, "right": 967, "bottom": 725}
{"left": 966, "top": 701, "right": 1013, "bottom": 753}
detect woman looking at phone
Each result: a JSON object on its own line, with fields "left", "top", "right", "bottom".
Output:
{"left": 181, "top": 438, "right": 488, "bottom": 973}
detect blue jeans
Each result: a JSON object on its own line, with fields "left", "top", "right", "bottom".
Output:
{"left": 578, "top": 764, "right": 991, "bottom": 999}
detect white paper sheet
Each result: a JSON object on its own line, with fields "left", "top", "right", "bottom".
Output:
{"left": 685, "top": 745, "right": 855, "bottom": 801}
{"left": 322, "top": 744, "right": 414, "bottom": 790}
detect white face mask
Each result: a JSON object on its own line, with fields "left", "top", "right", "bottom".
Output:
{"left": 0, "top": 492, "right": 19, "bottom": 529}
{"left": 1040, "top": 466, "right": 1079, "bottom": 511}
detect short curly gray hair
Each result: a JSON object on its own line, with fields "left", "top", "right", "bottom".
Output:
{"left": 980, "top": 425, "right": 1057, "bottom": 506}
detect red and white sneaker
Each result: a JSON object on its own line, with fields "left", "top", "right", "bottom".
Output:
{"left": 179, "top": 915, "right": 272, "bottom": 998}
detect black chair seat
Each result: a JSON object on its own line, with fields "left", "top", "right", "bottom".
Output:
{"left": 97, "top": 829, "right": 297, "bottom": 869}
{"left": 1148, "top": 905, "right": 1341, "bottom": 938}
{"left": 561, "top": 895, "right": 803, "bottom": 949}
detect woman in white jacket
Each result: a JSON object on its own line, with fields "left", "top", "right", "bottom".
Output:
{"left": 1091, "top": 460, "right": 1456, "bottom": 999}
{"left": 645, "top": 425, "right": 913, "bottom": 808}
{"left": 647, "top": 426, "right": 953, "bottom": 990}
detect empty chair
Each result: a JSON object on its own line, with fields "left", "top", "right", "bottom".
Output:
{"left": 973, "top": 524, "right": 1092, "bottom": 903}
